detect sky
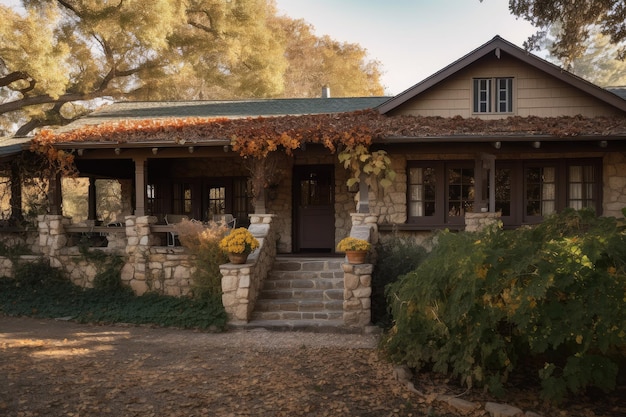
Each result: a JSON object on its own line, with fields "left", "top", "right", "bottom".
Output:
{"left": 273, "top": 0, "right": 539, "bottom": 95}
{"left": 1, "top": 0, "right": 540, "bottom": 95}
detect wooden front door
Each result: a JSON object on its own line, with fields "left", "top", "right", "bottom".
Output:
{"left": 294, "top": 165, "right": 335, "bottom": 252}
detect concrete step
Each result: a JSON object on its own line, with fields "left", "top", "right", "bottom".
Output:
{"left": 235, "top": 319, "right": 364, "bottom": 334}
{"left": 262, "top": 277, "right": 344, "bottom": 290}
{"left": 249, "top": 256, "right": 347, "bottom": 333}
{"left": 254, "top": 298, "right": 343, "bottom": 313}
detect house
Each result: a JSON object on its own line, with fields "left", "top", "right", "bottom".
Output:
{"left": 36, "top": 35, "right": 626, "bottom": 248}
{"left": 2, "top": 35, "right": 626, "bottom": 327}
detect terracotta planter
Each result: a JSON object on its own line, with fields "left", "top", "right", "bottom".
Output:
{"left": 345, "top": 250, "right": 368, "bottom": 264}
{"left": 228, "top": 252, "right": 249, "bottom": 264}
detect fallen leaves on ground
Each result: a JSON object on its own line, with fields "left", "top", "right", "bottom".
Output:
{"left": 1, "top": 317, "right": 623, "bottom": 416}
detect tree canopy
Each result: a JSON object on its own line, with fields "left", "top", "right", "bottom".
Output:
{"left": 0, "top": 0, "right": 384, "bottom": 137}
{"left": 509, "top": 0, "right": 626, "bottom": 66}
{"left": 554, "top": 29, "right": 626, "bottom": 87}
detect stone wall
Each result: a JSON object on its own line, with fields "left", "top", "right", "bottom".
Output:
{"left": 342, "top": 263, "right": 372, "bottom": 327}
{"left": 219, "top": 214, "right": 276, "bottom": 323}
{"left": 341, "top": 213, "right": 377, "bottom": 327}
{"left": 603, "top": 152, "right": 626, "bottom": 218}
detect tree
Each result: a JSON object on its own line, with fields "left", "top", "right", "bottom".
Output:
{"left": 508, "top": 0, "right": 626, "bottom": 66}
{"left": 0, "top": 0, "right": 384, "bottom": 137}
{"left": 555, "top": 29, "right": 626, "bottom": 87}
{"left": 272, "top": 17, "right": 384, "bottom": 98}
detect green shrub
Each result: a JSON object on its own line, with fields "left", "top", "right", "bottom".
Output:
{"left": 383, "top": 209, "right": 626, "bottom": 402}
{"left": 1, "top": 260, "right": 227, "bottom": 330}
{"left": 14, "top": 260, "right": 66, "bottom": 287}
{"left": 77, "top": 244, "right": 127, "bottom": 293}
{"left": 371, "top": 235, "right": 428, "bottom": 327}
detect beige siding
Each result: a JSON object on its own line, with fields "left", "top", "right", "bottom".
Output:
{"left": 391, "top": 54, "right": 622, "bottom": 118}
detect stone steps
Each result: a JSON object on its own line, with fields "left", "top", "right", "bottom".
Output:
{"left": 247, "top": 257, "right": 348, "bottom": 330}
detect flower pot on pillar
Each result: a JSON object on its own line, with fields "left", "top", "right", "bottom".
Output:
{"left": 345, "top": 250, "right": 368, "bottom": 264}
{"left": 228, "top": 252, "right": 249, "bottom": 264}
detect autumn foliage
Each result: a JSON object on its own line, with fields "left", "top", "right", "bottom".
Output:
{"left": 30, "top": 110, "right": 626, "bottom": 183}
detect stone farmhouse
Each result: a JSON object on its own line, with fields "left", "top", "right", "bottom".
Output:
{"left": 1, "top": 35, "right": 626, "bottom": 330}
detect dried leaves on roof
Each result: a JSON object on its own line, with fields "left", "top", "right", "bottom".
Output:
{"left": 35, "top": 110, "right": 626, "bottom": 150}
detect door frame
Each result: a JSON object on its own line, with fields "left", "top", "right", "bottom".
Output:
{"left": 292, "top": 164, "right": 335, "bottom": 253}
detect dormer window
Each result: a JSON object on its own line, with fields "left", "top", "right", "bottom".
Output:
{"left": 473, "top": 77, "right": 513, "bottom": 113}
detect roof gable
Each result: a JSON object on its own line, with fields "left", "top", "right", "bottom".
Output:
{"left": 376, "top": 35, "right": 626, "bottom": 115}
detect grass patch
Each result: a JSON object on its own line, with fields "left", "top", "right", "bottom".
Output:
{"left": 0, "top": 262, "right": 227, "bottom": 330}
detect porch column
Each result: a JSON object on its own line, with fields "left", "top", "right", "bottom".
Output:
{"left": 482, "top": 154, "right": 496, "bottom": 212}
{"left": 9, "top": 160, "right": 23, "bottom": 223}
{"left": 356, "top": 171, "right": 369, "bottom": 213}
{"left": 133, "top": 156, "right": 147, "bottom": 216}
{"left": 474, "top": 153, "right": 496, "bottom": 213}
{"left": 48, "top": 172, "right": 63, "bottom": 215}
{"left": 88, "top": 177, "right": 97, "bottom": 221}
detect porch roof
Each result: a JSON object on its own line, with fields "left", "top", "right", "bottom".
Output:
{"left": 0, "top": 136, "right": 33, "bottom": 157}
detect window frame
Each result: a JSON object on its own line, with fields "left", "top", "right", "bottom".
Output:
{"left": 407, "top": 160, "right": 475, "bottom": 227}
{"left": 407, "top": 158, "right": 602, "bottom": 229}
{"left": 472, "top": 77, "right": 514, "bottom": 114}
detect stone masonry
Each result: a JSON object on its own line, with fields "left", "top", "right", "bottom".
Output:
{"left": 219, "top": 214, "right": 276, "bottom": 323}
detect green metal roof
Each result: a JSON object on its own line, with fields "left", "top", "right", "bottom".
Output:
{"left": 58, "top": 97, "right": 390, "bottom": 133}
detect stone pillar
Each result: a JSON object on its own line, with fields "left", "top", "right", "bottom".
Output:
{"left": 37, "top": 215, "right": 69, "bottom": 267}
{"left": 342, "top": 263, "right": 372, "bottom": 327}
{"left": 220, "top": 214, "right": 276, "bottom": 324}
{"left": 122, "top": 215, "right": 157, "bottom": 295}
{"left": 220, "top": 264, "right": 253, "bottom": 323}
{"left": 350, "top": 213, "right": 379, "bottom": 245}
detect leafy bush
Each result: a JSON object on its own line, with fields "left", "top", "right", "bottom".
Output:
{"left": 14, "top": 260, "right": 66, "bottom": 287}
{"left": 383, "top": 209, "right": 626, "bottom": 402}
{"left": 77, "top": 244, "right": 126, "bottom": 292}
{"left": 175, "top": 219, "right": 229, "bottom": 300}
{"left": 371, "top": 235, "right": 428, "bottom": 327}
{"left": 1, "top": 261, "right": 227, "bottom": 330}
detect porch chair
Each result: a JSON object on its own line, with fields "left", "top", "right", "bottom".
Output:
{"left": 164, "top": 214, "right": 189, "bottom": 246}
{"left": 213, "top": 214, "right": 236, "bottom": 230}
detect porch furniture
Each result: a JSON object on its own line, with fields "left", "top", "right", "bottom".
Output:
{"left": 164, "top": 214, "right": 188, "bottom": 246}
{"left": 213, "top": 214, "right": 236, "bottom": 229}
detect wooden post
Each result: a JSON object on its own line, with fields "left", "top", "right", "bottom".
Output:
{"left": 88, "top": 177, "right": 97, "bottom": 221}
{"left": 133, "top": 156, "right": 147, "bottom": 216}
{"left": 48, "top": 172, "right": 63, "bottom": 216}
{"left": 9, "top": 161, "right": 23, "bottom": 223}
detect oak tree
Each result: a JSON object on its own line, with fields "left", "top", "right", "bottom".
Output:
{"left": 0, "top": 0, "right": 384, "bottom": 137}
{"left": 508, "top": 0, "right": 626, "bottom": 65}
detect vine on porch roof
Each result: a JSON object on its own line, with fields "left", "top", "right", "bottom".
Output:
{"left": 30, "top": 109, "right": 396, "bottom": 190}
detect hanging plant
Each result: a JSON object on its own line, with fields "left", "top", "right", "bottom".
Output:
{"left": 338, "top": 144, "right": 396, "bottom": 188}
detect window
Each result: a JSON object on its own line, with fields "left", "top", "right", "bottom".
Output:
{"left": 525, "top": 166, "right": 556, "bottom": 217}
{"left": 172, "top": 182, "right": 193, "bottom": 215}
{"left": 408, "top": 159, "right": 601, "bottom": 228}
{"left": 408, "top": 161, "right": 474, "bottom": 226}
{"left": 207, "top": 186, "right": 226, "bottom": 217}
{"left": 473, "top": 78, "right": 513, "bottom": 113}
{"left": 408, "top": 166, "right": 436, "bottom": 217}
{"left": 568, "top": 165, "right": 597, "bottom": 210}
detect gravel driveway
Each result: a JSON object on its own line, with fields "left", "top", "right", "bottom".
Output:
{"left": 0, "top": 316, "right": 432, "bottom": 417}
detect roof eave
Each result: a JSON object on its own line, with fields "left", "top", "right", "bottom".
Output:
{"left": 376, "top": 134, "right": 626, "bottom": 144}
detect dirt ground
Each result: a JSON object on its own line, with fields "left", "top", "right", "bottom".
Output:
{"left": 1, "top": 316, "right": 624, "bottom": 417}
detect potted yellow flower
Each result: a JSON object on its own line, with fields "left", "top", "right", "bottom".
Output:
{"left": 219, "top": 227, "right": 260, "bottom": 264}
{"left": 336, "top": 237, "right": 371, "bottom": 264}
